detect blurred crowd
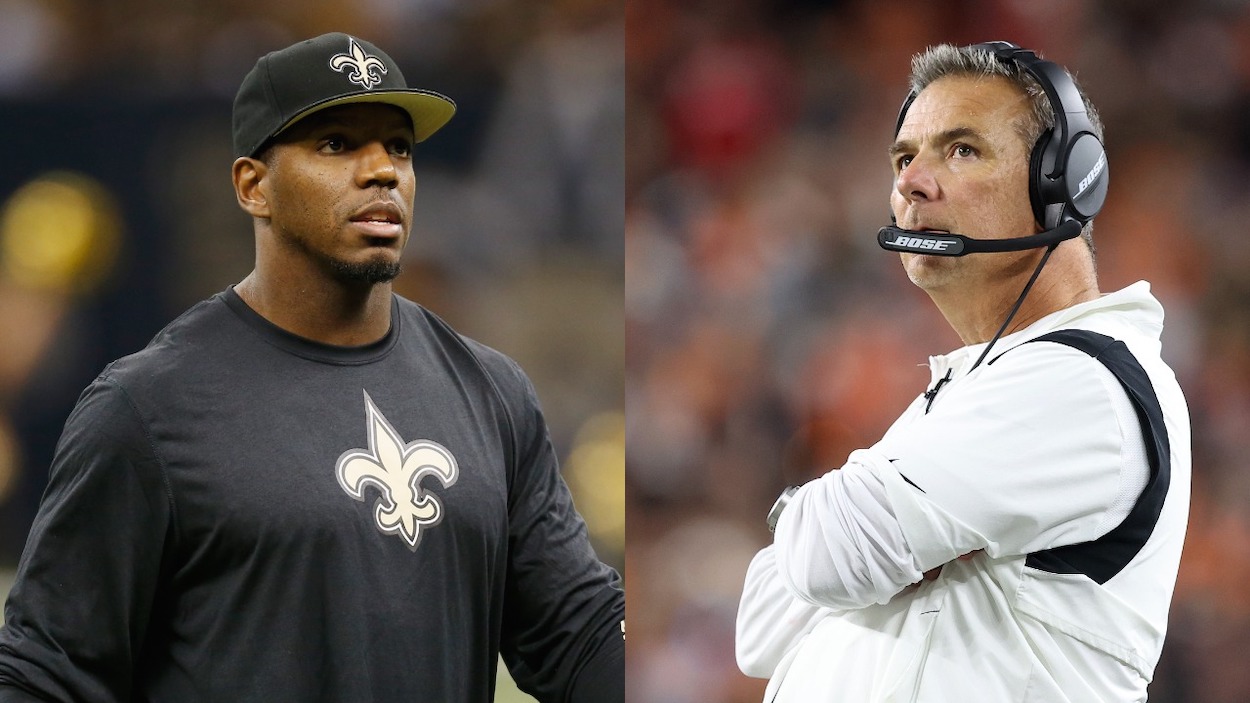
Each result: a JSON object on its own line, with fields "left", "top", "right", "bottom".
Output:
{"left": 0, "top": 0, "right": 624, "bottom": 600}
{"left": 625, "top": 0, "right": 1250, "bottom": 701}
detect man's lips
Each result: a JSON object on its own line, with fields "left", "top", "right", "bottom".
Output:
{"left": 349, "top": 201, "right": 405, "bottom": 239}
{"left": 350, "top": 220, "right": 403, "bottom": 239}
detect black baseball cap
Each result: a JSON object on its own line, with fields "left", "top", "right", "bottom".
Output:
{"left": 232, "top": 32, "right": 456, "bottom": 158}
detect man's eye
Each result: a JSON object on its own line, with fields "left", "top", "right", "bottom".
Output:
{"left": 896, "top": 155, "right": 913, "bottom": 170}
{"left": 389, "top": 140, "right": 413, "bottom": 157}
{"left": 321, "top": 137, "right": 346, "bottom": 153}
{"left": 953, "top": 144, "right": 975, "bottom": 158}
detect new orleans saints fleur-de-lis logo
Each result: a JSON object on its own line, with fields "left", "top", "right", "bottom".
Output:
{"left": 335, "top": 392, "right": 459, "bottom": 549}
{"left": 329, "top": 37, "right": 388, "bottom": 89}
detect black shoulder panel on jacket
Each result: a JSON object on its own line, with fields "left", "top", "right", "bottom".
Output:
{"left": 994, "top": 329, "right": 1171, "bottom": 585}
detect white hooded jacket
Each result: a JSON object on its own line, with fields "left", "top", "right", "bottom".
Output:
{"left": 736, "top": 281, "right": 1190, "bottom": 702}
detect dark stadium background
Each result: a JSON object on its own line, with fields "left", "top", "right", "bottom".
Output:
{"left": 0, "top": 2, "right": 624, "bottom": 701}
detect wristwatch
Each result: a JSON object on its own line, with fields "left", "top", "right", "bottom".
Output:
{"left": 767, "top": 485, "right": 800, "bottom": 533}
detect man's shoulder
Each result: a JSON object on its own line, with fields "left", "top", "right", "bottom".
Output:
{"left": 985, "top": 316, "right": 1187, "bottom": 425}
{"left": 102, "top": 291, "right": 238, "bottom": 388}
{"left": 394, "top": 295, "right": 530, "bottom": 390}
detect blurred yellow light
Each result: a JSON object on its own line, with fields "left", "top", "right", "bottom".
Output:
{"left": 0, "top": 420, "right": 18, "bottom": 504}
{"left": 565, "top": 410, "right": 625, "bottom": 553}
{"left": 0, "top": 171, "right": 122, "bottom": 295}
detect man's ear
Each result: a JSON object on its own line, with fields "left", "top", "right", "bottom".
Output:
{"left": 232, "top": 156, "right": 271, "bottom": 218}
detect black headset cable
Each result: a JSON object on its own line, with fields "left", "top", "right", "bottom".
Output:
{"left": 968, "top": 243, "right": 1059, "bottom": 373}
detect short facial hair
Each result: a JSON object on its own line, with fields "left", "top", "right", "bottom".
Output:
{"left": 327, "top": 257, "right": 403, "bottom": 284}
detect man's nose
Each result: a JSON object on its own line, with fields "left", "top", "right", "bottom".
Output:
{"left": 895, "top": 152, "right": 939, "bottom": 204}
{"left": 356, "top": 141, "right": 399, "bottom": 189}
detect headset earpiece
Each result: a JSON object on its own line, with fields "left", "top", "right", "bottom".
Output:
{"left": 1027, "top": 130, "right": 1052, "bottom": 228}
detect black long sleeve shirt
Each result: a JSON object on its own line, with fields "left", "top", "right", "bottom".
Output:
{"left": 0, "top": 287, "right": 624, "bottom": 702}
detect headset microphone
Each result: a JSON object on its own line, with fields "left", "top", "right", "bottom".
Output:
{"left": 877, "top": 220, "right": 1082, "bottom": 257}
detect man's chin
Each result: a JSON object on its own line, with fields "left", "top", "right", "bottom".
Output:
{"left": 902, "top": 254, "right": 959, "bottom": 291}
{"left": 328, "top": 257, "right": 403, "bottom": 285}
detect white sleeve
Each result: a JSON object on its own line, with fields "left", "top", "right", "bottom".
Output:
{"left": 772, "top": 461, "right": 925, "bottom": 610}
{"left": 768, "top": 342, "right": 1136, "bottom": 609}
{"left": 734, "top": 545, "right": 828, "bottom": 679}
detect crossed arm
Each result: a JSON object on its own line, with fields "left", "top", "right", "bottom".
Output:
{"left": 736, "top": 343, "right": 1138, "bottom": 678}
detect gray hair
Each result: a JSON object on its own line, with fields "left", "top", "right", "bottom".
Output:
{"left": 907, "top": 44, "right": 1104, "bottom": 252}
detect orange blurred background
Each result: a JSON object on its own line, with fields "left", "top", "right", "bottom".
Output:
{"left": 626, "top": 1, "right": 1250, "bottom": 701}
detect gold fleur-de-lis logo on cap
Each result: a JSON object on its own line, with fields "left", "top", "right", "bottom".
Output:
{"left": 335, "top": 392, "right": 459, "bottom": 549}
{"left": 329, "top": 37, "right": 388, "bottom": 89}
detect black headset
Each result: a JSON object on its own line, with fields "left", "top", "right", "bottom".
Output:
{"left": 893, "top": 41, "right": 1108, "bottom": 232}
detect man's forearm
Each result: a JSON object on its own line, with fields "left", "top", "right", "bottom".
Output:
{"left": 567, "top": 623, "right": 624, "bottom": 703}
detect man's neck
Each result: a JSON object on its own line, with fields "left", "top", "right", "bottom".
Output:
{"left": 928, "top": 245, "right": 1101, "bottom": 347}
{"left": 234, "top": 271, "right": 394, "bottom": 346}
